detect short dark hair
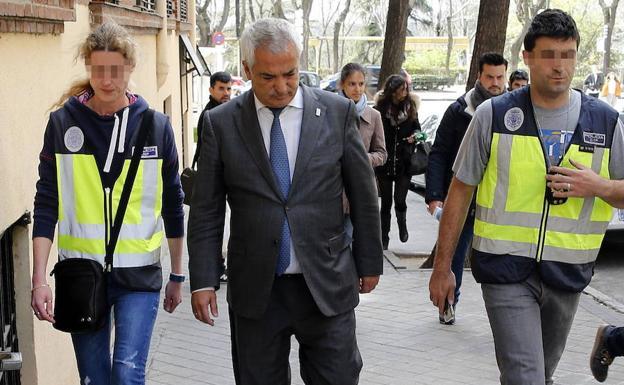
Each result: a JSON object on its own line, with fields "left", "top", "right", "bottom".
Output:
{"left": 340, "top": 62, "right": 367, "bottom": 83}
{"left": 524, "top": 9, "right": 580, "bottom": 52}
{"left": 210, "top": 71, "right": 232, "bottom": 88}
{"left": 509, "top": 69, "right": 529, "bottom": 84}
{"left": 478, "top": 52, "right": 508, "bottom": 73}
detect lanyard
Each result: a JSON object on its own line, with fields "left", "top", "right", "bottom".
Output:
{"left": 531, "top": 88, "right": 573, "bottom": 168}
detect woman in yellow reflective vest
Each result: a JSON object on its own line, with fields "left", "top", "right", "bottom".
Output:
{"left": 31, "top": 21, "right": 185, "bottom": 385}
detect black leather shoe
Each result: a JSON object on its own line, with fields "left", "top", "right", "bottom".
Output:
{"left": 382, "top": 238, "right": 389, "bottom": 250}
{"left": 591, "top": 325, "right": 615, "bottom": 382}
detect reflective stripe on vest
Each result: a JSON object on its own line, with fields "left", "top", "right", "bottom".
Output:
{"left": 474, "top": 133, "right": 612, "bottom": 265}
{"left": 56, "top": 154, "right": 164, "bottom": 268}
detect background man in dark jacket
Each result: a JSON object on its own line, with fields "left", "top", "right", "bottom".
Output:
{"left": 425, "top": 52, "right": 507, "bottom": 324}
{"left": 193, "top": 71, "right": 232, "bottom": 167}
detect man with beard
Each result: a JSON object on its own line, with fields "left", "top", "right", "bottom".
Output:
{"left": 425, "top": 52, "right": 507, "bottom": 325}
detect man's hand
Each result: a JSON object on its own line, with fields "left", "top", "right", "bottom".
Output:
{"left": 547, "top": 159, "right": 608, "bottom": 198}
{"left": 427, "top": 200, "right": 443, "bottom": 215}
{"left": 191, "top": 290, "right": 219, "bottom": 326}
{"left": 163, "top": 281, "right": 182, "bottom": 313}
{"left": 429, "top": 269, "right": 456, "bottom": 315}
{"left": 360, "top": 276, "right": 380, "bottom": 293}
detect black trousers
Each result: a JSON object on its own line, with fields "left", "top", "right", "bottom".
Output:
{"left": 378, "top": 173, "right": 411, "bottom": 213}
{"left": 607, "top": 326, "right": 624, "bottom": 357}
{"left": 229, "top": 275, "right": 362, "bottom": 385}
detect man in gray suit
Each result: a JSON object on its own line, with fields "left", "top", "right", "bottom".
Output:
{"left": 187, "top": 18, "right": 383, "bottom": 385}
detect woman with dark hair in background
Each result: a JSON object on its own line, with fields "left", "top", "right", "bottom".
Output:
{"left": 374, "top": 74, "right": 421, "bottom": 249}
{"left": 338, "top": 63, "right": 387, "bottom": 236}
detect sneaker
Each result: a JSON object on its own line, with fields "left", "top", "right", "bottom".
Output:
{"left": 590, "top": 325, "right": 615, "bottom": 382}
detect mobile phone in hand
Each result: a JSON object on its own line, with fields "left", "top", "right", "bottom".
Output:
{"left": 442, "top": 300, "right": 455, "bottom": 324}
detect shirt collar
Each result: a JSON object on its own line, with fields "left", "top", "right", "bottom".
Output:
{"left": 253, "top": 86, "right": 304, "bottom": 113}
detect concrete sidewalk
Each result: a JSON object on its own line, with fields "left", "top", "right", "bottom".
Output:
{"left": 147, "top": 251, "right": 624, "bottom": 385}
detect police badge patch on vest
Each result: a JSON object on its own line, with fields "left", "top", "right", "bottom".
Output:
{"left": 583, "top": 132, "right": 606, "bottom": 146}
{"left": 504, "top": 107, "right": 524, "bottom": 132}
{"left": 132, "top": 145, "right": 159, "bottom": 158}
{"left": 64, "top": 126, "right": 84, "bottom": 152}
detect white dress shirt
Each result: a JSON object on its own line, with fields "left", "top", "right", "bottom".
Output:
{"left": 192, "top": 88, "right": 305, "bottom": 293}
{"left": 254, "top": 87, "right": 304, "bottom": 274}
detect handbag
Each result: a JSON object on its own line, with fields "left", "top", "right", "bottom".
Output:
{"left": 51, "top": 109, "right": 154, "bottom": 334}
{"left": 181, "top": 143, "right": 199, "bottom": 205}
{"left": 406, "top": 141, "right": 432, "bottom": 176}
{"left": 181, "top": 166, "right": 196, "bottom": 205}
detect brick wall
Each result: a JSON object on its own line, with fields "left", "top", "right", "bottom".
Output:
{"left": 0, "top": 0, "right": 75, "bottom": 33}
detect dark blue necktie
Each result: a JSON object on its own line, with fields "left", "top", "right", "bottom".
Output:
{"left": 269, "top": 107, "right": 291, "bottom": 275}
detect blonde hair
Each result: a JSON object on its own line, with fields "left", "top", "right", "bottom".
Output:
{"left": 52, "top": 21, "right": 138, "bottom": 109}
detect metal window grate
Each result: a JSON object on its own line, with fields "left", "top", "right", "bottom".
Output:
{"left": 136, "top": 0, "right": 155, "bottom": 12}
{"left": 166, "top": 0, "right": 174, "bottom": 18}
{"left": 0, "top": 228, "right": 20, "bottom": 385}
{"left": 179, "top": 0, "right": 187, "bottom": 21}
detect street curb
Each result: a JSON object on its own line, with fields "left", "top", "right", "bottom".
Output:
{"left": 385, "top": 250, "right": 624, "bottom": 315}
{"left": 383, "top": 250, "right": 407, "bottom": 269}
{"left": 584, "top": 285, "right": 624, "bottom": 314}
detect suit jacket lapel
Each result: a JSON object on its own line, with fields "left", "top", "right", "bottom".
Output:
{"left": 236, "top": 91, "right": 283, "bottom": 200}
{"left": 291, "top": 86, "right": 324, "bottom": 192}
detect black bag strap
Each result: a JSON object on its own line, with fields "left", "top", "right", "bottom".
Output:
{"left": 104, "top": 109, "right": 155, "bottom": 272}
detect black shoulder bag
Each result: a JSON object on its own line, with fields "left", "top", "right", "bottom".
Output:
{"left": 51, "top": 109, "right": 154, "bottom": 334}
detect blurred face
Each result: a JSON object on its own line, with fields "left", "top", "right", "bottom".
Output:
{"left": 340, "top": 71, "right": 366, "bottom": 103}
{"left": 87, "top": 50, "right": 133, "bottom": 107}
{"left": 478, "top": 64, "right": 507, "bottom": 95}
{"left": 210, "top": 80, "right": 232, "bottom": 103}
{"left": 392, "top": 83, "right": 408, "bottom": 105}
{"left": 243, "top": 43, "right": 299, "bottom": 108}
{"left": 523, "top": 37, "right": 577, "bottom": 98}
{"left": 510, "top": 78, "right": 528, "bottom": 90}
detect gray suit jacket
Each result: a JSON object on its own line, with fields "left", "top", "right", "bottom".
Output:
{"left": 188, "top": 86, "right": 383, "bottom": 319}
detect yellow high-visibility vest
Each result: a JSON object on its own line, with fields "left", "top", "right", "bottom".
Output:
{"left": 56, "top": 154, "right": 164, "bottom": 268}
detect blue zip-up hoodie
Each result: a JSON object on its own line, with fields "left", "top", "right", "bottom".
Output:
{"left": 33, "top": 94, "right": 184, "bottom": 290}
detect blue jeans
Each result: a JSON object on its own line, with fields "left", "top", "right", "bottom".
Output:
{"left": 71, "top": 281, "right": 160, "bottom": 385}
{"left": 450, "top": 210, "right": 474, "bottom": 304}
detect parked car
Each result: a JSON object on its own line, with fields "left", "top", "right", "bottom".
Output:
{"left": 320, "top": 72, "right": 340, "bottom": 93}
{"left": 409, "top": 113, "right": 439, "bottom": 194}
{"left": 299, "top": 71, "right": 321, "bottom": 88}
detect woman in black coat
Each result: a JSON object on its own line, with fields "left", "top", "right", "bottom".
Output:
{"left": 374, "top": 74, "right": 421, "bottom": 249}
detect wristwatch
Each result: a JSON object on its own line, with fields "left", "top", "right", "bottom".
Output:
{"left": 169, "top": 273, "right": 186, "bottom": 283}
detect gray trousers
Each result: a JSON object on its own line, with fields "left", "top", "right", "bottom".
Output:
{"left": 481, "top": 271, "right": 581, "bottom": 385}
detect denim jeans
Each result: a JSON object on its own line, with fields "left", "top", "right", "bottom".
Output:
{"left": 450, "top": 210, "right": 475, "bottom": 303}
{"left": 71, "top": 281, "right": 160, "bottom": 385}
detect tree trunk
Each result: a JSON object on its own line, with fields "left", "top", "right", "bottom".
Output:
{"left": 599, "top": 0, "right": 620, "bottom": 74}
{"left": 378, "top": 0, "right": 413, "bottom": 91}
{"left": 273, "top": 0, "right": 286, "bottom": 19}
{"left": 248, "top": 0, "right": 256, "bottom": 22}
{"left": 332, "top": 0, "right": 351, "bottom": 72}
{"left": 509, "top": 0, "right": 549, "bottom": 71}
{"left": 196, "top": 0, "right": 211, "bottom": 46}
{"left": 445, "top": 0, "right": 453, "bottom": 75}
{"left": 465, "top": 0, "right": 510, "bottom": 92}
{"left": 215, "top": 0, "right": 230, "bottom": 36}
{"left": 301, "top": 0, "right": 314, "bottom": 70}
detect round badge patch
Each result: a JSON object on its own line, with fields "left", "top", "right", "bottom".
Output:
{"left": 64, "top": 126, "right": 84, "bottom": 153}
{"left": 504, "top": 107, "right": 524, "bottom": 132}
